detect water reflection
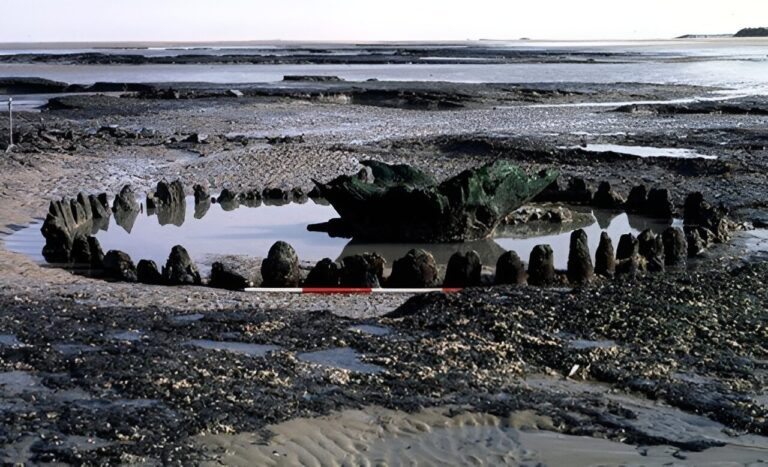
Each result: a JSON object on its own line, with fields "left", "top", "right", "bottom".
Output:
{"left": 153, "top": 200, "right": 186, "bottom": 227}
{"left": 6, "top": 195, "right": 678, "bottom": 273}
{"left": 577, "top": 144, "right": 716, "bottom": 160}
{"left": 113, "top": 207, "right": 139, "bottom": 233}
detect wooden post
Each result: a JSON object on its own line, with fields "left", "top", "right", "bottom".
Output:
{"left": 6, "top": 97, "right": 12, "bottom": 151}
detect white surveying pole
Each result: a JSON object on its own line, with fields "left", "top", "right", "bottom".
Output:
{"left": 6, "top": 97, "right": 13, "bottom": 152}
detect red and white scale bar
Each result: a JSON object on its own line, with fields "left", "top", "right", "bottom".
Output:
{"left": 243, "top": 287, "right": 462, "bottom": 294}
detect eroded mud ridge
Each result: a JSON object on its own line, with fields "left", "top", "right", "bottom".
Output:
{"left": 0, "top": 78, "right": 767, "bottom": 464}
{"left": 0, "top": 45, "right": 667, "bottom": 66}
{"left": 0, "top": 263, "right": 765, "bottom": 463}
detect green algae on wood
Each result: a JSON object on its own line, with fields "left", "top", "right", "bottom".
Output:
{"left": 312, "top": 160, "right": 558, "bottom": 242}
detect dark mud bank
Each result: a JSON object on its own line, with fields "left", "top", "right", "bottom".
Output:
{"left": 0, "top": 262, "right": 765, "bottom": 463}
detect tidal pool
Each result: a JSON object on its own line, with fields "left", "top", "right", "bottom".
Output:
{"left": 5, "top": 195, "right": 678, "bottom": 273}
{"left": 298, "top": 347, "right": 385, "bottom": 374}
{"left": 187, "top": 340, "right": 280, "bottom": 357}
{"left": 569, "top": 143, "right": 717, "bottom": 160}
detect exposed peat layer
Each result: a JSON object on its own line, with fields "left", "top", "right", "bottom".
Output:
{"left": 0, "top": 76, "right": 767, "bottom": 463}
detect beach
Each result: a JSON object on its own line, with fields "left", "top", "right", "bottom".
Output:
{"left": 0, "top": 40, "right": 766, "bottom": 464}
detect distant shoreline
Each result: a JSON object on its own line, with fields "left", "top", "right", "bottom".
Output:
{"left": 1, "top": 36, "right": 768, "bottom": 50}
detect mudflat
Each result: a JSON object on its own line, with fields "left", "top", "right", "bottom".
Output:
{"left": 0, "top": 46, "right": 767, "bottom": 463}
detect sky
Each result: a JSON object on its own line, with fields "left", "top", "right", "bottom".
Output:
{"left": 2, "top": 0, "right": 767, "bottom": 42}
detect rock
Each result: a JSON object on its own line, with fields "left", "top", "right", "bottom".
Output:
{"left": 40, "top": 207, "right": 73, "bottom": 263}
{"left": 592, "top": 182, "right": 625, "bottom": 209}
{"left": 112, "top": 185, "right": 140, "bottom": 233}
{"left": 684, "top": 192, "right": 731, "bottom": 243}
{"left": 145, "top": 191, "right": 158, "bottom": 212}
{"left": 615, "top": 256, "right": 640, "bottom": 277}
{"left": 183, "top": 133, "right": 209, "bottom": 144}
{"left": 193, "top": 184, "right": 210, "bottom": 205}
{"left": 495, "top": 250, "right": 526, "bottom": 285}
{"left": 624, "top": 185, "right": 648, "bottom": 213}
{"left": 567, "top": 229, "right": 594, "bottom": 284}
{"left": 209, "top": 262, "right": 251, "bottom": 290}
{"left": 616, "top": 233, "right": 639, "bottom": 260}
{"left": 262, "top": 187, "right": 290, "bottom": 205}
{"left": 194, "top": 201, "right": 211, "bottom": 220}
{"left": 662, "top": 227, "right": 688, "bottom": 267}
{"left": 443, "top": 251, "right": 482, "bottom": 288}
{"left": 137, "top": 259, "right": 163, "bottom": 285}
{"left": 563, "top": 178, "right": 593, "bottom": 204}
{"left": 41, "top": 197, "right": 94, "bottom": 263}
{"left": 261, "top": 241, "right": 300, "bottom": 287}
{"left": 87, "top": 236, "right": 105, "bottom": 267}
{"left": 504, "top": 205, "right": 574, "bottom": 225}
{"left": 594, "top": 232, "right": 616, "bottom": 277}
{"left": 304, "top": 258, "right": 341, "bottom": 287}
{"left": 266, "top": 135, "right": 304, "bottom": 145}
{"left": 76, "top": 192, "right": 93, "bottom": 221}
{"left": 291, "top": 187, "right": 308, "bottom": 203}
{"left": 71, "top": 235, "right": 93, "bottom": 265}
{"left": 283, "top": 75, "right": 345, "bottom": 82}
{"left": 162, "top": 245, "right": 202, "bottom": 285}
{"left": 527, "top": 244, "right": 555, "bottom": 286}
{"left": 262, "top": 187, "right": 288, "bottom": 200}
{"left": 615, "top": 233, "right": 640, "bottom": 278}
{"left": 153, "top": 180, "right": 186, "bottom": 226}
{"left": 216, "top": 188, "right": 239, "bottom": 211}
{"left": 638, "top": 229, "right": 665, "bottom": 272}
{"left": 339, "top": 253, "right": 385, "bottom": 288}
{"left": 88, "top": 193, "right": 111, "bottom": 220}
{"left": 112, "top": 184, "right": 140, "bottom": 214}
{"left": 155, "top": 179, "right": 185, "bottom": 206}
{"left": 97, "top": 125, "right": 122, "bottom": 137}
{"left": 549, "top": 206, "right": 573, "bottom": 223}
{"left": 686, "top": 228, "right": 707, "bottom": 257}
{"left": 315, "top": 160, "right": 558, "bottom": 242}
{"left": 69, "top": 198, "right": 89, "bottom": 225}
{"left": 102, "top": 250, "right": 137, "bottom": 282}
{"left": 645, "top": 188, "right": 674, "bottom": 218}
{"left": 387, "top": 249, "right": 440, "bottom": 288}
{"left": 160, "top": 88, "right": 181, "bottom": 100}
{"left": 239, "top": 190, "right": 262, "bottom": 208}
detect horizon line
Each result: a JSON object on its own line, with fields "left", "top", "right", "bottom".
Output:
{"left": 0, "top": 35, "right": 751, "bottom": 46}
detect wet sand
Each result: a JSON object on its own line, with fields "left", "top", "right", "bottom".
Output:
{"left": 200, "top": 405, "right": 768, "bottom": 466}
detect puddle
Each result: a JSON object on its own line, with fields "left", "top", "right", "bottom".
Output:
{"left": 567, "top": 143, "right": 717, "bottom": 159}
{"left": 53, "top": 343, "right": 100, "bottom": 355}
{"left": 75, "top": 398, "right": 161, "bottom": 410}
{"left": 567, "top": 338, "right": 617, "bottom": 350}
{"left": 171, "top": 313, "right": 205, "bottom": 323}
{"left": 110, "top": 330, "right": 145, "bottom": 341}
{"left": 348, "top": 324, "right": 392, "bottom": 336}
{"left": 671, "top": 372, "right": 717, "bottom": 385}
{"left": 0, "top": 371, "right": 41, "bottom": 395}
{"left": 187, "top": 340, "right": 280, "bottom": 357}
{"left": 0, "top": 334, "right": 26, "bottom": 347}
{"left": 298, "top": 347, "right": 384, "bottom": 374}
{"left": 6, "top": 194, "right": 680, "bottom": 272}
{"left": 738, "top": 228, "right": 768, "bottom": 262}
